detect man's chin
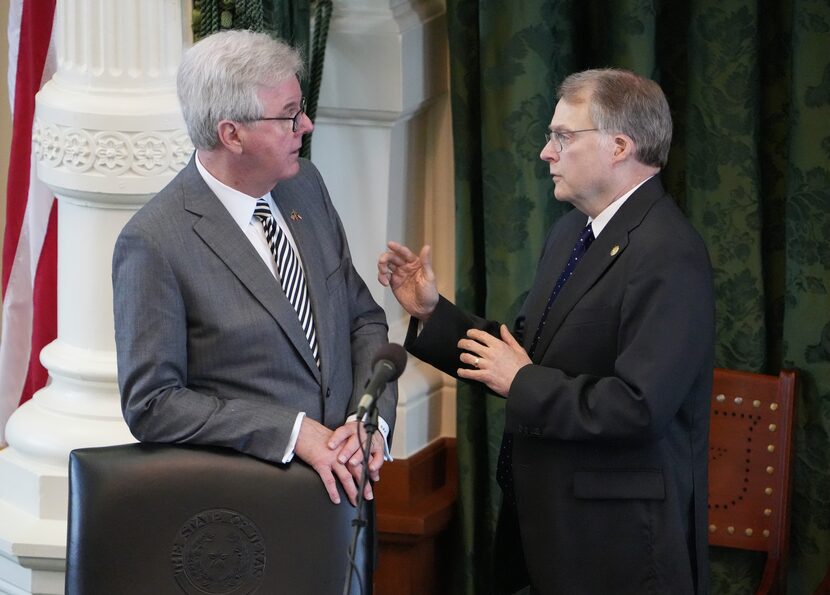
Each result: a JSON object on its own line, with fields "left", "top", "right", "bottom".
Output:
{"left": 274, "top": 161, "right": 301, "bottom": 183}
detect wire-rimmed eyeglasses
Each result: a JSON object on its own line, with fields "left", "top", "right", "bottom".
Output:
{"left": 254, "top": 97, "right": 307, "bottom": 133}
{"left": 544, "top": 128, "right": 599, "bottom": 152}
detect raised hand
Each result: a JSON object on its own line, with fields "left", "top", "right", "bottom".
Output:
{"left": 377, "top": 241, "right": 439, "bottom": 321}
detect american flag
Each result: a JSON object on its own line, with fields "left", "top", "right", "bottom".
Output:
{"left": 1, "top": 0, "right": 58, "bottom": 445}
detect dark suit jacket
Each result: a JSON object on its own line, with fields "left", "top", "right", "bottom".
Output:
{"left": 113, "top": 157, "right": 396, "bottom": 462}
{"left": 407, "top": 176, "right": 713, "bottom": 595}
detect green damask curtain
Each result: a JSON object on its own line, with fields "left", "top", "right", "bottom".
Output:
{"left": 447, "top": 1, "right": 830, "bottom": 594}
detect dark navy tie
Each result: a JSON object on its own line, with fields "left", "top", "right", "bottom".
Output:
{"left": 497, "top": 223, "right": 595, "bottom": 504}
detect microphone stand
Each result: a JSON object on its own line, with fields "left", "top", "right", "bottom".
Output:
{"left": 342, "top": 407, "right": 378, "bottom": 595}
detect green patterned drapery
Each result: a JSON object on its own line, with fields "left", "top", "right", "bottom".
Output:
{"left": 447, "top": 1, "right": 830, "bottom": 593}
{"left": 190, "top": 0, "right": 332, "bottom": 158}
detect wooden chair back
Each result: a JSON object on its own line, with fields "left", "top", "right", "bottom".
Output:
{"left": 708, "top": 368, "right": 797, "bottom": 594}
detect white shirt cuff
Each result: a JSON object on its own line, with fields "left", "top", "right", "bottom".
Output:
{"left": 280, "top": 411, "right": 306, "bottom": 463}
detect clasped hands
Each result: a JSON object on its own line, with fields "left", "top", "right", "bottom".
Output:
{"left": 295, "top": 417, "right": 385, "bottom": 506}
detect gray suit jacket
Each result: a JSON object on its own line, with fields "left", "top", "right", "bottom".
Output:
{"left": 113, "top": 157, "right": 396, "bottom": 463}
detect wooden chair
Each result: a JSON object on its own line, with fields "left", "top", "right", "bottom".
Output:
{"left": 708, "top": 368, "right": 797, "bottom": 595}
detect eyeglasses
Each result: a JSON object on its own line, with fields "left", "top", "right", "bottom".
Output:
{"left": 254, "top": 97, "right": 307, "bottom": 133}
{"left": 544, "top": 128, "right": 599, "bottom": 152}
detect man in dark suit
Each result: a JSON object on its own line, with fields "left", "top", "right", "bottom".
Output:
{"left": 378, "top": 69, "right": 714, "bottom": 594}
{"left": 113, "top": 30, "right": 396, "bottom": 507}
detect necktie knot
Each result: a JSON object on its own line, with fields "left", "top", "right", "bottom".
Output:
{"left": 254, "top": 198, "right": 272, "bottom": 222}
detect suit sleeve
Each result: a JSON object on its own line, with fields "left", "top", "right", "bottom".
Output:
{"left": 307, "top": 164, "right": 398, "bottom": 440}
{"left": 505, "top": 231, "right": 714, "bottom": 442}
{"left": 405, "top": 295, "right": 501, "bottom": 377}
{"left": 113, "top": 225, "right": 300, "bottom": 463}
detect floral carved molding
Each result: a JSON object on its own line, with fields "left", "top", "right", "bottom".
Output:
{"left": 33, "top": 119, "right": 193, "bottom": 178}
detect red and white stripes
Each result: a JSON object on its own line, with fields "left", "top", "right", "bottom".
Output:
{"left": 0, "top": 0, "right": 58, "bottom": 445}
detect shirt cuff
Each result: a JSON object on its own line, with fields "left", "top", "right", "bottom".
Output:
{"left": 280, "top": 411, "right": 306, "bottom": 463}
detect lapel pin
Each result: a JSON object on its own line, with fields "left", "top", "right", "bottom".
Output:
{"left": 290, "top": 210, "right": 302, "bottom": 221}
{"left": 610, "top": 245, "right": 620, "bottom": 256}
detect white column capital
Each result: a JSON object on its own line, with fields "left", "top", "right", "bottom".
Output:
{"left": 34, "top": 0, "right": 191, "bottom": 206}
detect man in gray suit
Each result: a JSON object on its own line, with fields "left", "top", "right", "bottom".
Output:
{"left": 113, "top": 30, "right": 396, "bottom": 507}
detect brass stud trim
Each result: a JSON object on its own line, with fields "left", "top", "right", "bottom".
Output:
{"left": 767, "top": 444, "right": 775, "bottom": 453}
{"left": 753, "top": 400, "right": 761, "bottom": 408}
{"left": 727, "top": 526, "right": 735, "bottom": 534}
{"left": 766, "top": 466, "right": 775, "bottom": 474}
{"left": 765, "top": 487, "right": 773, "bottom": 495}
{"left": 764, "top": 509, "right": 772, "bottom": 517}
{"left": 745, "top": 528, "right": 754, "bottom": 537}
{"left": 709, "top": 524, "right": 717, "bottom": 533}
{"left": 770, "top": 403, "right": 779, "bottom": 411}
{"left": 769, "top": 424, "right": 777, "bottom": 431}
{"left": 763, "top": 529, "right": 770, "bottom": 537}
{"left": 734, "top": 397, "right": 743, "bottom": 405}
{"left": 716, "top": 394, "right": 726, "bottom": 402}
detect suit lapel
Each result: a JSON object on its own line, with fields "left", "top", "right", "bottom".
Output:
{"left": 521, "top": 212, "right": 587, "bottom": 351}
{"left": 529, "top": 176, "right": 666, "bottom": 360}
{"left": 180, "top": 158, "right": 321, "bottom": 380}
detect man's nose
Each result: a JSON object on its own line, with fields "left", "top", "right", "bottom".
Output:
{"left": 300, "top": 112, "right": 314, "bottom": 135}
{"left": 540, "top": 141, "right": 558, "bottom": 162}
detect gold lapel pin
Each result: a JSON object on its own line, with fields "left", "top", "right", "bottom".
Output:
{"left": 610, "top": 245, "right": 620, "bottom": 256}
{"left": 290, "top": 210, "right": 302, "bottom": 221}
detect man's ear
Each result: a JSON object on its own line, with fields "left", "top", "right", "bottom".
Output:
{"left": 611, "top": 133, "right": 635, "bottom": 162}
{"left": 216, "top": 120, "right": 244, "bottom": 154}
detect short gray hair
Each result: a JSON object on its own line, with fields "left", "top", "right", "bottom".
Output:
{"left": 177, "top": 30, "right": 304, "bottom": 150}
{"left": 558, "top": 69, "right": 672, "bottom": 168}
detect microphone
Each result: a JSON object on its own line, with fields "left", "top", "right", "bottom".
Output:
{"left": 356, "top": 343, "right": 407, "bottom": 419}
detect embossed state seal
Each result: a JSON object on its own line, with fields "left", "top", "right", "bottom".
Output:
{"left": 171, "top": 508, "right": 266, "bottom": 594}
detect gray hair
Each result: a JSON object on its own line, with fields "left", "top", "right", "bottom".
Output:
{"left": 177, "top": 30, "right": 304, "bottom": 150}
{"left": 558, "top": 69, "right": 672, "bottom": 168}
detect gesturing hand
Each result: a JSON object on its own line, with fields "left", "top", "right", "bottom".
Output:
{"left": 457, "top": 324, "right": 532, "bottom": 397}
{"left": 377, "top": 241, "right": 439, "bottom": 321}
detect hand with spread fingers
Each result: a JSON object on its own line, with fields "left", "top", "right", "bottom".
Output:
{"left": 457, "top": 324, "right": 532, "bottom": 397}
{"left": 377, "top": 241, "right": 439, "bottom": 321}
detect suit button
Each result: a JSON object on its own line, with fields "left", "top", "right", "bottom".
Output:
{"left": 325, "top": 388, "right": 331, "bottom": 399}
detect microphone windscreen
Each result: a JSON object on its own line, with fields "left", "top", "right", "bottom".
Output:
{"left": 372, "top": 343, "right": 407, "bottom": 381}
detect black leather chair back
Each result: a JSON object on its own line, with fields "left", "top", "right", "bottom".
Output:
{"left": 66, "top": 443, "right": 372, "bottom": 595}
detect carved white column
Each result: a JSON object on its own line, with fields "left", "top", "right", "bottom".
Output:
{"left": 313, "top": 0, "right": 456, "bottom": 457}
{"left": 0, "top": 1, "right": 190, "bottom": 593}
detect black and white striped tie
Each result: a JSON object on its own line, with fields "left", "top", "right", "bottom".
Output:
{"left": 254, "top": 198, "right": 319, "bottom": 367}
